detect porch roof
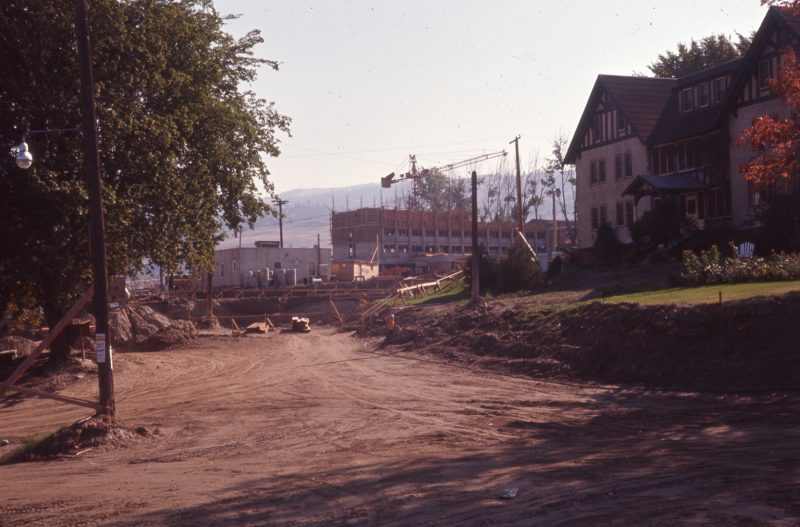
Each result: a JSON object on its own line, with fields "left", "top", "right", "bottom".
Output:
{"left": 623, "top": 174, "right": 707, "bottom": 198}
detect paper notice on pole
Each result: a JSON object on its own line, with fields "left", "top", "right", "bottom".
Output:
{"left": 96, "top": 332, "right": 106, "bottom": 363}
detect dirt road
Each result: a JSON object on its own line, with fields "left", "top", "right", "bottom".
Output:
{"left": 2, "top": 329, "right": 799, "bottom": 526}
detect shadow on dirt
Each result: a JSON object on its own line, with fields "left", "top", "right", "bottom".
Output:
{"left": 112, "top": 391, "right": 800, "bottom": 526}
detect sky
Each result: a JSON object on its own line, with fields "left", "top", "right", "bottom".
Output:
{"left": 219, "top": 0, "right": 769, "bottom": 194}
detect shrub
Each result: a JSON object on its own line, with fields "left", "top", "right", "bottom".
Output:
{"left": 751, "top": 192, "right": 800, "bottom": 252}
{"left": 495, "top": 241, "right": 542, "bottom": 293}
{"left": 680, "top": 243, "right": 800, "bottom": 285}
{"left": 593, "top": 222, "right": 626, "bottom": 263}
{"left": 630, "top": 199, "right": 689, "bottom": 252}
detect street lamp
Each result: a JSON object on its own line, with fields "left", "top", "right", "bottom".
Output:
{"left": 15, "top": 142, "right": 32, "bottom": 169}
{"left": 10, "top": 0, "right": 115, "bottom": 416}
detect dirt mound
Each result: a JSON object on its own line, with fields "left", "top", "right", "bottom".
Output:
{"left": 2, "top": 415, "right": 152, "bottom": 464}
{"left": 371, "top": 292, "right": 800, "bottom": 392}
{"left": 111, "top": 305, "right": 195, "bottom": 351}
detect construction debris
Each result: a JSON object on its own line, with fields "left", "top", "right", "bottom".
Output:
{"left": 291, "top": 316, "right": 311, "bottom": 333}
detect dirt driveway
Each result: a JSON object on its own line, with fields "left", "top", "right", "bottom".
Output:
{"left": 1, "top": 328, "right": 799, "bottom": 526}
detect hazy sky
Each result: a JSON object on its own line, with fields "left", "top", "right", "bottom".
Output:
{"left": 220, "top": 0, "right": 768, "bottom": 194}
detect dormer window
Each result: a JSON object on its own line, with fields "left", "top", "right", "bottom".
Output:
{"left": 714, "top": 77, "right": 726, "bottom": 103}
{"left": 617, "top": 113, "right": 627, "bottom": 135}
{"left": 698, "top": 83, "right": 710, "bottom": 108}
{"left": 681, "top": 88, "right": 693, "bottom": 112}
{"left": 758, "top": 59, "right": 773, "bottom": 89}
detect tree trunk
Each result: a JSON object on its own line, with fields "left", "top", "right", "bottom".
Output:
{"left": 44, "top": 297, "right": 72, "bottom": 365}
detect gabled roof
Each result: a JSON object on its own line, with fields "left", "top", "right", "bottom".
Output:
{"left": 647, "top": 58, "right": 743, "bottom": 145}
{"left": 565, "top": 75, "right": 676, "bottom": 163}
{"left": 723, "top": 6, "right": 800, "bottom": 117}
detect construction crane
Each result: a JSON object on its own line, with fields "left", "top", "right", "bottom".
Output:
{"left": 381, "top": 151, "right": 508, "bottom": 188}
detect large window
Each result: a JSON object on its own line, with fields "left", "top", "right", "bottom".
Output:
{"left": 599, "top": 205, "right": 608, "bottom": 226}
{"left": 591, "top": 207, "right": 599, "bottom": 229}
{"left": 616, "top": 203, "right": 624, "bottom": 226}
{"left": 599, "top": 159, "right": 607, "bottom": 183}
{"left": 590, "top": 160, "right": 598, "bottom": 184}
{"left": 698, "top": 83, "right": 710, "bottom": 108}
{"left": 758, "top": 58, "right": 772, "bottom": 89}
{"left": 614, "top": 154, "right": 623, "bottom": 180}
{"left": 714, "top": 77, "right": 726, "bottom": 103}
{"left": 681, "top": 87, "right": 693, "bottom": 112}
{"left": 624, "top": 151, "right": 633, "bottom": 177}
{"left": 617, "top": 113, "right": 627, "bottom": 136}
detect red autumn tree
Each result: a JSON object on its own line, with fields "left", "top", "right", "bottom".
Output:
{"left": 739, "top": 0, "right": 800, "bottom": 189}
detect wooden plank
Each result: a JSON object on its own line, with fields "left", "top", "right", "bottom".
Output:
{"left": 4, "top": 384, "right": 100, "bottom": 411}
{"left": 1, "top": 287, "right": 94, "bottom": 390}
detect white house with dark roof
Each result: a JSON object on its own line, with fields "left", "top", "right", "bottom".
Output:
{"left": 566, "top": 7, "right": 800, "bottom": 249}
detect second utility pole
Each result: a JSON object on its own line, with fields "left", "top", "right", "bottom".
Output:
{"left": 510, "top": 135, "right": 523, "bottom": 232}
{"left": 275, "top": 197, "right": 289, "bottom": 248}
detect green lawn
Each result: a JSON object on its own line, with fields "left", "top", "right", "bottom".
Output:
{"left": 602, "top": 280, "right": 800, "bottom": 305}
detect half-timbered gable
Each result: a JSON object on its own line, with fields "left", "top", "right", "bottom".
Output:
{"left": 566, "top": 75, "right": 675, "bottom": 246}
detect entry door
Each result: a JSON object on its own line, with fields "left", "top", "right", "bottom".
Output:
{"left": 685, "top": 193, "right": 698, "bottom": 222}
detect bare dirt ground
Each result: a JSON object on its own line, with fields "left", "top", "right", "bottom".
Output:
{"left": 2, "top": 325, "right": 799, "bottom": 526}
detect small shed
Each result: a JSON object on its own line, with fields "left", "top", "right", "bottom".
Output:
{"left": 331, "top": 260, "right": 379, "bottom": 282}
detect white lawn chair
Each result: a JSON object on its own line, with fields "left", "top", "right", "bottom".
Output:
{"left": 738, "top": 242, "right": 755, "bottom": 258}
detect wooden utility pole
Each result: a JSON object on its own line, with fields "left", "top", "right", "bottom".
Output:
{"left": 510, "top": 135, "right": 523, "bottom": 232}
{"left": 471, "top": 170, "right": 480, "bottom": 302}
{"left": 274, "top": 197, "right": 289, "bottom": 248}
{"left": 551, "top": 191, "right": 558, "bottom": 256}
{"left": 75, "top": 0, "right": 114, "bottom": 416}
{"left": 317, "top": 233, "right": 321, "bottom": 276}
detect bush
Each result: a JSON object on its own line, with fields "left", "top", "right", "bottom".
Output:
{"left": 751, "top": 192, "right": 800, "bottom": 252}
{"left": 495, "top": 241, "right": 542, "bottom": 293}
{"left": 593, "top": 223, "right": 624, "bottom": 262}
{"left": 680, "top": 243, "right": 800, "bottom": 285}
{"left": 630, "top": 199, "right": 689, "bottom": 252}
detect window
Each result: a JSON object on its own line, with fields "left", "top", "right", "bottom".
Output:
{"left": 590, "top": 160, "right": 598, "bottom": 184}
{"left": 593, "top": 115, "right": 602, "bottom": 143}
{"left": 591, "top": 207, "right": 599, "bottom": 229}
{"left": 308, "top": 262, "right": 316, "bottom": 276}
{"left": 273, "top": 261, "right": 282, "bottom": 269}
{"left": 232, "top": 260, "right": 238, "bottom": 273}
{"left": 614, "top": 154, "right": 623, "bottom": 180}
{"left": 698, "top": 83, "right": 710, "bottom": 108}
{"left": 681, "top": 87, "right": 693, "bottom": 112}
{"left": 758, "top": 59, "right": 772, "bottom": 89}
{"left": 599, "top": 159, "right": 607, "bottom": 183}
{"left": 438, "top": 230, "right": 448, "bottom": 237}
{"left": 616, "top": 202, "right": 624, "bottom": 226}
{"left": 425, "top": 229, "right": 435, "bottom": 237}
{"left": 625, "top": 201, "right": 634, "bottom": 225}
{"left": 714, "top": 77, "right": 726, "bottom": 103}
{"left": 599, "top": 205, "right": 608, "bottom": 225}
{"left": 411, "top": 229, "right": 422, "bottom": 236}
{"left": 617, "top": 113, "right": 627, "bottom": 135}
{"left": 384, "top": 228, "right": 395, "bottom": 236}
{"left": 624, "top": 151, "right": 633, "bottom": 177}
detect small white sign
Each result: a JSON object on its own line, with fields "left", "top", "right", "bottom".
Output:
{"left": 96, "top": 332, "right": 106, "bottom": 363}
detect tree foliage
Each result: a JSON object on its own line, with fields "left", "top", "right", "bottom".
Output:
{"left": 411, "top": 170, "right": 470, "bottom": 211}
{"left": 0, "top": 1, "right": 289, "bottom": 356}
{"left": 648, "top": 33, "right": 752, "bottom": 78}
{"left": 543, "top": 134, "right": 576, "bottom": 243}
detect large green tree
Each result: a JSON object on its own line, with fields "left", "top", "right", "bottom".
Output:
{"left": 649, "top": 33, "right": 752, "bottom": 77}
{"left": 0, "top": 0, "right": 289, "bottom": 360}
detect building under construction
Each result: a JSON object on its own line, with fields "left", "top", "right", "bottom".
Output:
{"left": 331, "top": 207, "right": 568, "bottom": 275}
